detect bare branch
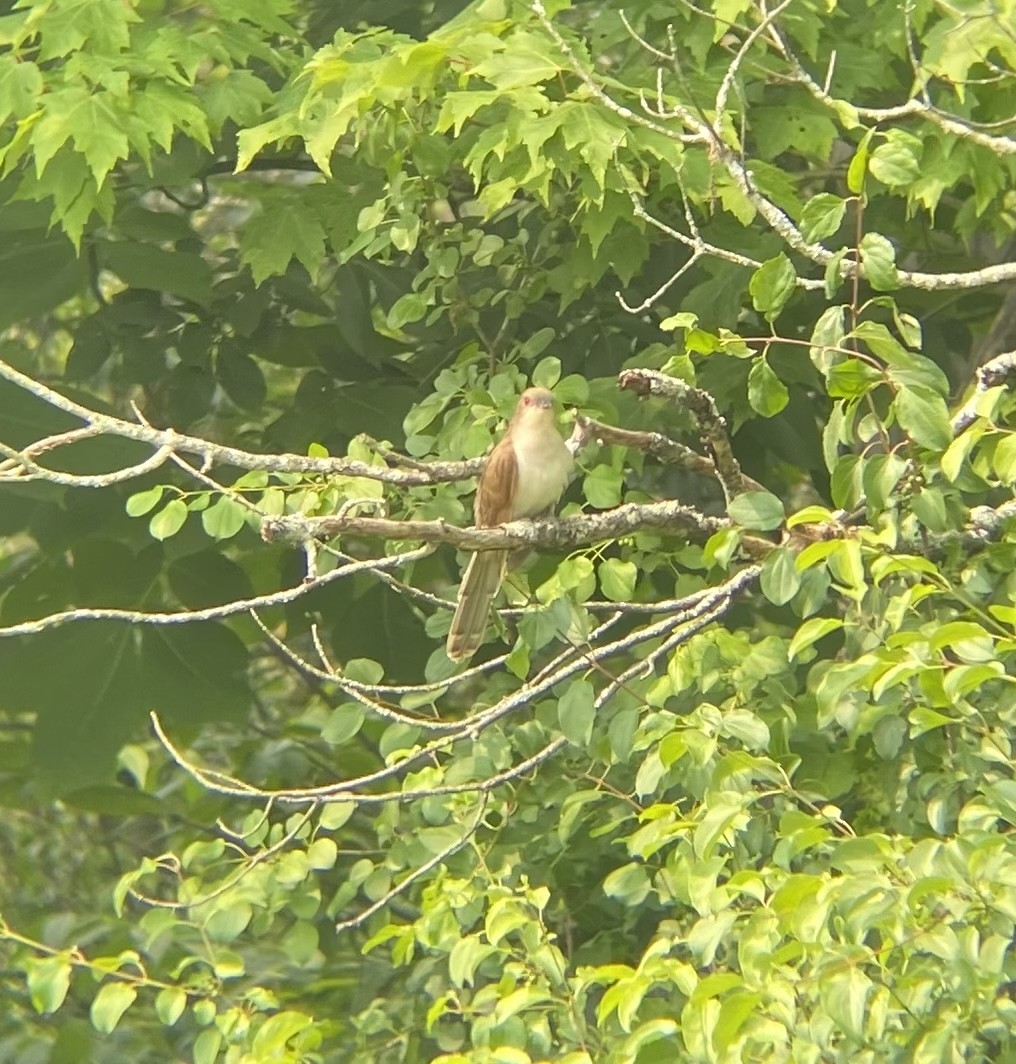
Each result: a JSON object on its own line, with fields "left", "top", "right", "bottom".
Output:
{"left": 0, "top": 441, "right": 175, "bottom": 488}
{"left": 765, "top": 4, "right": 1016, "bottom": 157}
{"left": 150, "top": 567, "right": 760, "bottom": 807}
{"left": 0, "top": 547, "right": 433, "bottom": 637}
{"left": 617, "top": 368, "right": 750, "bottom": 502}
{"left": 0, "top": 354, "right": 482, "bottom": 487}
{"left": 575, "top": 412, "right": 767, "bottom": 496}
{"left": 573, "top": 413, "right": 714, "bottom": 477}
{"left": 333, "top": 797, "right": 487, "bottom": 932}
{"left": 715, "top": 0, "right": 794, "bottom": 119}
{"left": 952, "top": 350, "right": 1016, "bottom": 433}
{"left": 129, "top": 803, "right": 318, "bottom": 912}
{"left": 251, "top": 613, "right": 474, "bottom": 734}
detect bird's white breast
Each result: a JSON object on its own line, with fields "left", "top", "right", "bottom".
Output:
{"left": 510, "top": 423, "right": 573, "bottom": 518}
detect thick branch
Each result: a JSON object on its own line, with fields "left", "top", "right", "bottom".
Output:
{"left": 0, "top": 355, "right": 481, "bottom": 487}
{"left": 617, "top": 368, "right": 749, "bottom": 501}
{"left": 574, "top": 413, "right": 714, "bottom": 476}
{"left": 952, "top": 350, "right": 1016, "bottom": 432}
{"left": 261, "top": 499, "right": 747, "bottom": 553}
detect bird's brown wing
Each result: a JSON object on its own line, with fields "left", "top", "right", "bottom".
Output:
{"left": 475, "top": 433, "right": 518, "bottom": 526}
{"left": 446, "top": 433, "right": 517, "bottom": 661}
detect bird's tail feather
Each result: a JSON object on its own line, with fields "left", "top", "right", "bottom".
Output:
{"left": 446, "top": 550, "right": 507, "bottom": 662}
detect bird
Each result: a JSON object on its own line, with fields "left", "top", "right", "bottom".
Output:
{"left": 446, "top": 386, "right": 574, "bottom": 662}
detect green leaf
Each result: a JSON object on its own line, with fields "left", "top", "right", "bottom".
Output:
{"left": 0, "top": 56, "right": 43, "bottom": 124}
{"left": 893, "top": 307, "right": 922, "bottom": 349}
{"left": 155, "top": 987, "right": 187, "bottom": 1026}
{"left": 728, "top": 491, "right": 785, "bottom": 530}
{"left": 824, "top": 247, "right": 847, "bottom": 297}
{"left": 862, "top": 452, "right": 907, "bottom": 509}
{"left": 809, "top": 306, "right": 845, "bottom": 373}
{"left": 693, "top": 794, "right": 748, "bottom": 858}
{"left": 90, "top": 981, "right": 137, "bottom": 1034}
{"left": 869, "top": 130, "right": 923, "bottom": 186}
{"left": 747, "top": 356, "right": 789, "bottom": 416}
{"left": 827, "top": 538, "right": 865, "bottom": 589}
{"left": 830, "top": 453, "right": 863, "bottom": 507}
{"left": 993, "top": 434, "right": 1016, "bottom": 484}
{"left": 102, "top": 242, "right": 214, "bottom": 306}
{"left": 235, "top": 114, "right": 295, "bottom": 173}
{"left": 474, "top": 30, "right": 561, "bottom": 89}
{"left": 713, "top": 990, "right": 763, "bottom": 1054}
{"left": 609, "top": 706, "right": 638, "bottom": 761}
{"left": 388, "top": 292, "right": 428, "bottom": 329}
{"left": 598, "top": 558, "right": 637, "bottom": 602}
{"left": 149, "top": 498, "right": 188, "bottom": 540}
{"left": 322, "top": 704, "right": 365, "bottom": 745}
{"left": 194, "top": 1028, "right": 223, "bottom": 1064}
{"left": 982, "top": 780, "right": 1016, "bottom": 827}
{"left": 820, "top": 968, "right": 871, "bottom": 1042}
{"left": 943, "top": 662, "right": 1004, "bottom": 702}
{"left": 789, "top": 617, "right": 844, "bottom": 660}
{"left": 826, "top": 358, "right": 881, "bottom": 399}
{"left": 449, "top": 936, "right": 498, "bottom": 989}
{"left": 319, "top": 801, "right": 354, "bottom": 830}
{"left": 308, "top": 838, "right": 338, "bottom": 870}
{"left": 126, "top": 485, "right": 165, "bottom": 517}
{"left": 531, "top": 354, "right": 561, "bottom": 387}
{"left": 33, "top": 89, "right": 129, "bottom": 188}
{"left": 851, "top": 321, "right": 948, "bottom": 394}
{"left": 760, "top": 547, "right": 800, "bottom": 605}
{"left": 909, "top": 706, "right": 954, "bottom": 737}
{"left": 787, "top": 505, "right": 833, "bottom": 529}
{"left": 703, "top": 527, "right": 740, "bottom": 570}
{"left": 494, "top": 985, "right": 555, "bottom": 1025}
{"left": 846, "top": 128, "right": 874, "bottom": 193}
{"left": 201, "top": 496, "right": 248, "bottom": 540}
{"left": 583, "top": 464, "right": 623, "bottom": 507}
{"left": 660, "top": 311, "right": 699, "bottom": 332}
{"left": 485, "top": 898, "right": 530, "bottom": 946}
{"left": 240, "top": 200, "right": 327, "bottom": 286}
{"left": 894, "top": 386, "right": 952, "bottom": 450}
{"left": 602, "top": 862, "right": 651, "bottom": 905}
{"left": 26, "top": 955, "right": 72, "bottom": 1015}
{"left": 911, "top": 485, "right": 950, "bottom": 532}
{"left": 859, "top": 232, "right": 899, "bottom": 291}
{"left": 218, "top": 348, "right": 267, "bottom": 411}
{"left": 749, "top": 253, "right": 796, "bottom": 320}
{"left": 558, "top": 679, "right": 595, "bottom": 746}
{"left": 800, "top": 193, "right": 847, "bottom": 242}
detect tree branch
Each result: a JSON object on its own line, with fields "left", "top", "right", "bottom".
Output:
{"left": 617, "top": 368, "right": 750, "bottom": 502}
{"left": 0, "top": 354, "right": 481, "bottom": 488}
{"left": 261, "top": 499, "right": 753, "bottom": 554}
{"left": 952, "top": 350, "right": 1016, "bottom": 433}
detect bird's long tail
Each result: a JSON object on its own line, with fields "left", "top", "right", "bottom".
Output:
{"left": 446, "top": 550, "right": 507, "bottom": 662}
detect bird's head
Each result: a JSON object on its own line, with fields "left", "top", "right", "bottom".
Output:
{"left": 513, "top": 387, "right": 557, "bottom": 424}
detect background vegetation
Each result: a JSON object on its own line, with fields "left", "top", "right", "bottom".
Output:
{"left": 2, "top": 0, "right": 1016, "bottom": 1060}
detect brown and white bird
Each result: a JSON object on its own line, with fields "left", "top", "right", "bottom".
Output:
{"left": 446, "top": 387, "right": 573, "bottom": 662}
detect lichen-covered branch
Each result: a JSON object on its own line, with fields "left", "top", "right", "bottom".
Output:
{"left": 0, "top": 354, "right": 481, "bottom": 488}
{"left": 261, "top": 499, "right": 742, "bottom": 554}
{"left": 617, "top": 368, "right": 749, "bottom": 502}
{"left": 952, "top": 350, "right": 1016, "bottom": 433}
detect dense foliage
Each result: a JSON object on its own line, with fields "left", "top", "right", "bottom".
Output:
{"left": 3, "top": 0, "right": 1016, "bottom": 1061}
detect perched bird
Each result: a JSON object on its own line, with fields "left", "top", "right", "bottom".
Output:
{"left": 446, "top": 387, "right": 573, "bottom": 662}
